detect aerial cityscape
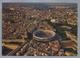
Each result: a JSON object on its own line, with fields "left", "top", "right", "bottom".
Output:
{"left": 2, "top": 3, "right": 77, "bottom": 56}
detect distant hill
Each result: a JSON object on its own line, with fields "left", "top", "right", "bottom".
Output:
{"left": 2, "top": 3, "right": 77, "bottom": 10}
